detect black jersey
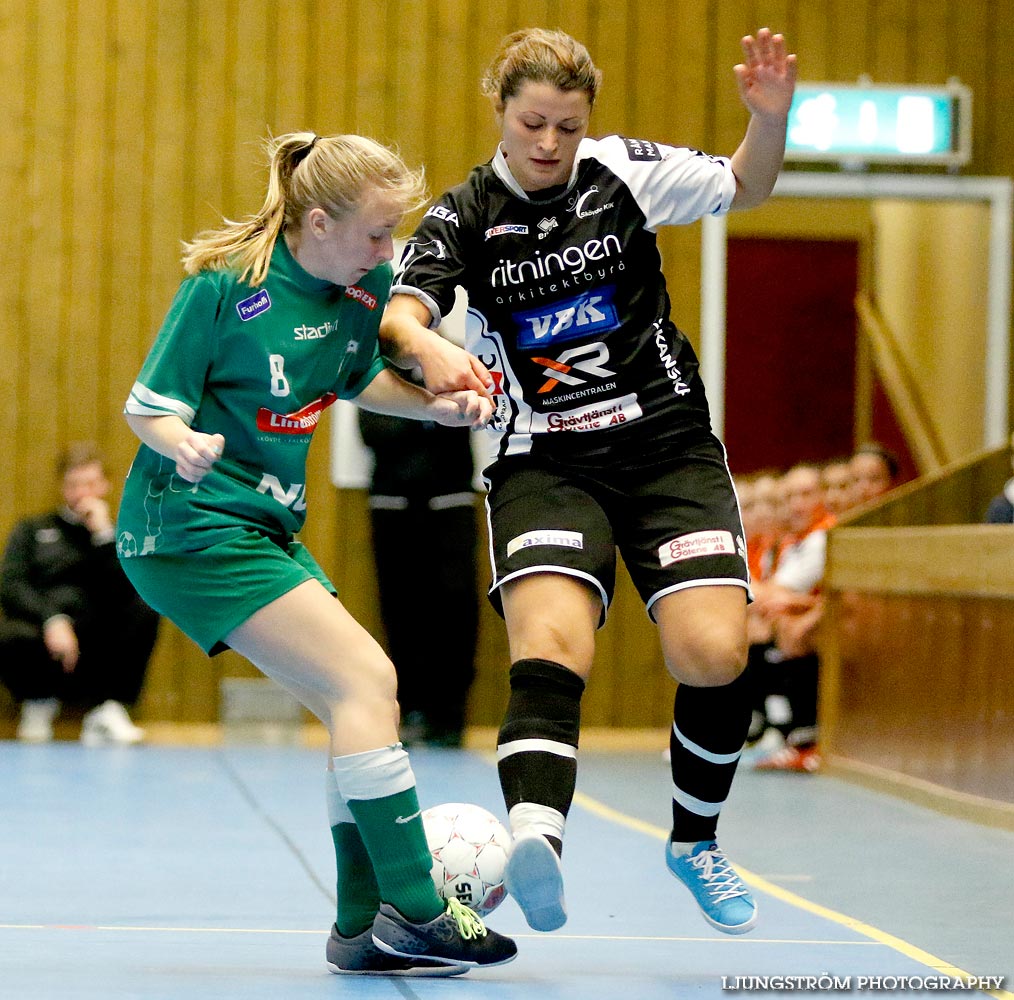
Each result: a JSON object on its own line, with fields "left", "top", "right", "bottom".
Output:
{"left": 392, "top": 135, "right": 737, "bottom": 466}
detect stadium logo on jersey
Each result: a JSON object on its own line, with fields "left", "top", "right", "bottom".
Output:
{"left": 256, "top": 391, "right": 338, "bottom": 435}
{"left": 236, "top": 288, "right": 271, "bottom": 321}
{"left": 531, "top": 342, "right": 615, "bottom": 394}
{"left": 344, "top": 285, "right": 378, "bottom": 310}
{"left": 537, "top": 216, "right": 558, "bottom": 239}
{"left": 568, "top": 185, "right": 615, "bottom": 219}
{"left": 506, "top": 529, "right": 583, "bottom": 558}
{"left": 658, "top": 530, "right": 736, "bottom": 568}
{"left": 424, "top": 205, "right": 459, "bottom": 226}
{"left": 485, "top": 224, "right": 529, "bottom": 240}
{"left": 514, "top": 286, "right": 620, "bottom": 348}
{"left": 623, "top": 137, "right": 662, "bottom": 161}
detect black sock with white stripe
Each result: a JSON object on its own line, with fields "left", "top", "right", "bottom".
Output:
{"left": 497, "top": 658, "right": 585, "bottom": 857}
{"left": 669, "top": 669, "right": 753, "bottom": 845}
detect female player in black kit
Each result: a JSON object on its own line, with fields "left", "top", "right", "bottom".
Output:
{"left": 380, "top": 27, "right": 796, "bottom": 936}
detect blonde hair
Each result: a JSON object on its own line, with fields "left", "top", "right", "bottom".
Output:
{"left": 481, "top": 28, "right": 602, "bottom": 111}
{"left": 182, "top": 132, "right": 427, "bottom": 286}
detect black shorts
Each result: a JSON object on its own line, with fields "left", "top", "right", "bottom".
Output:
{"left": 484, "top": 434, "right": 749, "bottom": 624}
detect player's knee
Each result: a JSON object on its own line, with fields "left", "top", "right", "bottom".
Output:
{"left": 512, "top": 620, "right": 594, "bottom": 675}
{"left": 663, "top": 633, "right": 747, "bottom": 687}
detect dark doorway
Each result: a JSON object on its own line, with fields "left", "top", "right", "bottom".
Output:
{"left": 723, "top": 237, "right": 859, "bottom": 473}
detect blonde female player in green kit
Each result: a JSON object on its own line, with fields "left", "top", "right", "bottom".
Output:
{"left": 115, "top": 132, "right": 516, "bottom": 977}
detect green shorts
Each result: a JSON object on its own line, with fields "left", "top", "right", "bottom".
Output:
{"left": 121, "top": 530, "right": 335, "bottom": 655}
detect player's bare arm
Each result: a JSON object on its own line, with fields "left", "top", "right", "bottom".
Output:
{"left": 354, "top": 366, "right": 492, "bottom": 429}
{"left": 381, "top": 293, "right": 493, "bottom": 396}
{"left": 729, "top": 28, "right": 797, "bottom": 210}
{"left": 125, "top": 413, "right": 224, "bottom": 484}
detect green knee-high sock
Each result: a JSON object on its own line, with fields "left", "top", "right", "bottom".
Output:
{"left": 332, "top": 745, "right": 443, "bottom": 923}
{"left": 325, "top": 772, "right": 380, "bottom": 936}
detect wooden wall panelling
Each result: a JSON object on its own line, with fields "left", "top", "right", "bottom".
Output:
{"left": 23, "top": 0, "right": 69, "bottom": 515}
{"left": 62, "top": 2, "right": 105, "bottom": 450}
{"left": 826, "top": 0, "right": 872, "bottom": 82}
{"left": 106, "top": 1, "right": 152, "bottom": 460}
{"left": 272, "top": 2, "right": 310, "bottom": 132}
{"left": 946, "top": 0, "right": 990, "bottom": 175}
{"left": 0, "top": 0, "right": 30, "bottom": 539}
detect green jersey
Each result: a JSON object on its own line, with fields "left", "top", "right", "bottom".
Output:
{"left": 117, "top": 238, "right": 388, "bottom": 558}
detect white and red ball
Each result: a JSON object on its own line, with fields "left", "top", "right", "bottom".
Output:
{"left": 422, "top": 802, "right": 511, "bottom": 917}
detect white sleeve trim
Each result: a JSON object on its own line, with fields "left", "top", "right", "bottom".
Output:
{"left": 581, "top": 135, "right": 737, "bottom": 231}
{"left": 124, "top": 381, "right": 196, "bottom": 425}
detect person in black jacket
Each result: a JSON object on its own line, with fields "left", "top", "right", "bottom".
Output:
{"left": 0, "top": 442, "right": 159, "bottom": 743}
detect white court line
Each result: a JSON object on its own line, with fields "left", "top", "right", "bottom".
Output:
{"left": 0, "top": 923, "right": 880, "bottom": 945}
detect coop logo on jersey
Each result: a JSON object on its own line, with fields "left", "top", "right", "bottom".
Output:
{"left": 515, "top": 286, "right": 620, "bottom": 348}
{"left": 658, "top": 530, "right": 736, "bottom": 568}
{"left": 506, "top": 529, "right": 584, "bottom": 558}
{"left": 344, "top": 284, "right": 377, "bottom": 310}
{"left": 236, "top": 288, "right": 271, "bottom": 321}
{"left": 424, "top": 205, "right": 459, "bottom": 226}
{"left": 485, "top": 224, "right": 529, "bottom": 240}
{"left": 256, "top": 391, "right": 338, "bottom": 435}
{"left": 532, "top": 342, "right": 615, "bottom": 394}
{"left": 623, "top": 137, "right": 662, "bottom": 161}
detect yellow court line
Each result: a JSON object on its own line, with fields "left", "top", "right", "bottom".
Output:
{"left": 572, "top": 791, "right": 1013, "bottom": 1000}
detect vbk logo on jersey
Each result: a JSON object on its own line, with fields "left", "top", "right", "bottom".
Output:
{"left": 532, "top": 342, "right": 615, "bottom": 393}
{"left": 623, "top": 137, "right": 662, "bottom": 161}
{"left": 514, "top": 286, "right": 620, "bottom": 349}
{"left": 237, "top": 288, "right": 271, "bottom": 321}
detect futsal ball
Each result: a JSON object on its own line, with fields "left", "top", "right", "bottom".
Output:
{"left": 422, "top": 802, "right": 511, "bottom": 917}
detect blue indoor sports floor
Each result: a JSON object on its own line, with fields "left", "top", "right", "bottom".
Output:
{"left": 1, "top": 739, "right": 1011, "bottom": 999}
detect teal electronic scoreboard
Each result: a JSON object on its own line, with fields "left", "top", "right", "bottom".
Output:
{"left": 784, "top": 80, "right": 972, "bottom": 167}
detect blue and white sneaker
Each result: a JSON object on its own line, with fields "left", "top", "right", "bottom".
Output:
{"left": 665, "top": 840, "right": 757, "bottom": 934}
{"left": 503, "top": 831, "right": 567, "bottom": 932}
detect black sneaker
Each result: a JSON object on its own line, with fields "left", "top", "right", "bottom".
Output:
{"left": 325, "top": 924, "right": 466, "bottom": 977}
{"left": 372, "top": 898, "right": 518, "bottom": 968}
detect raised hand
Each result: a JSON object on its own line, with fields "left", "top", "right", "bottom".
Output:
{"left": 734, "top": 28, "right": 797, "bottom": 119}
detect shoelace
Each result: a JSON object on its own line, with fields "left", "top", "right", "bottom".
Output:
{"left": 688, "top": 848, "right": 750, "bottom": 902}
{"left": 445, "top": 897, "right": 488, "bottom": 940}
